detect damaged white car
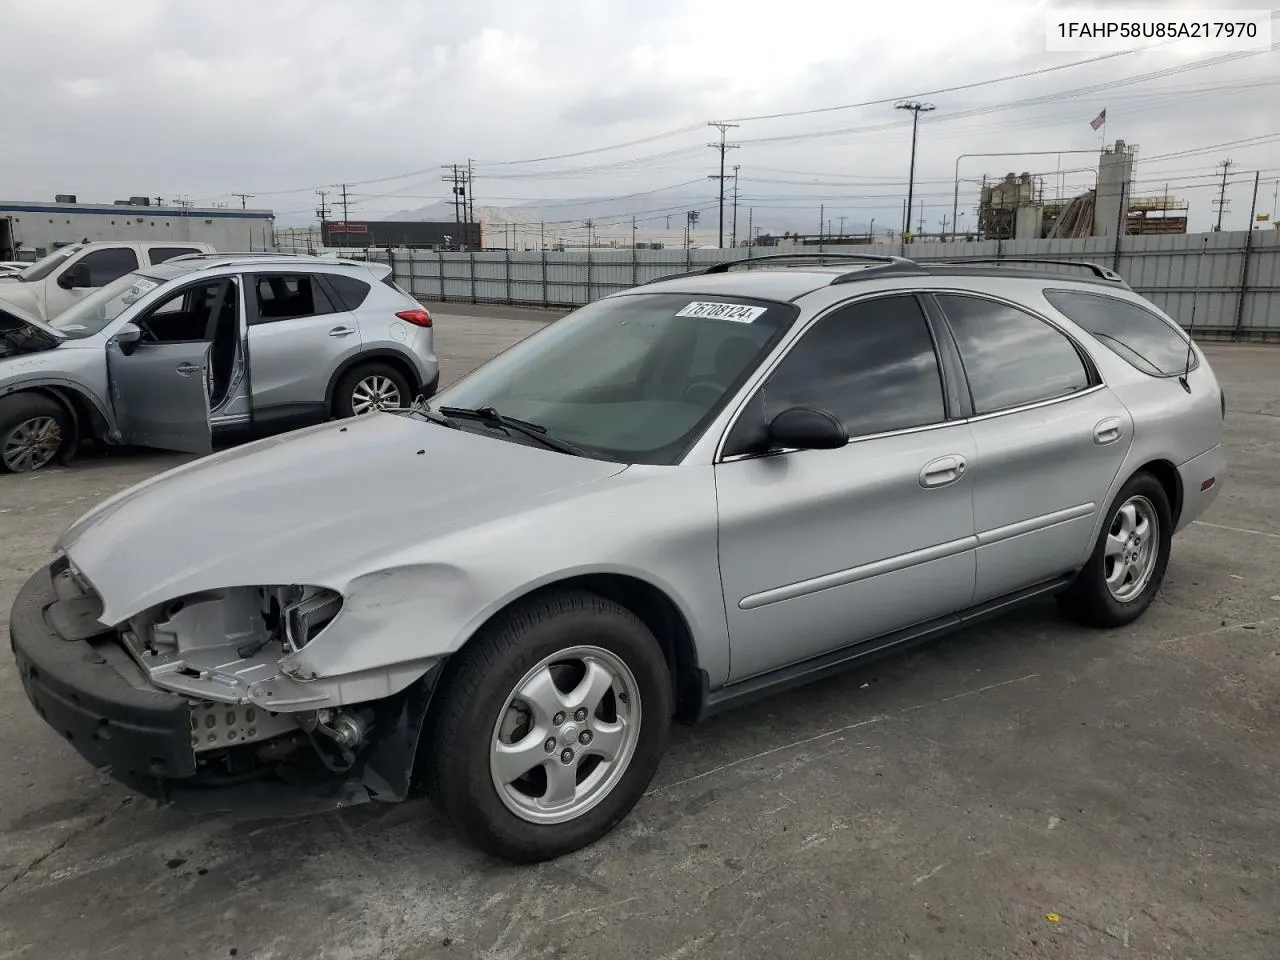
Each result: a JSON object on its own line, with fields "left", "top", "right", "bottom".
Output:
{"left": 10, "top": 255, "right": 1226, "bottom": 862}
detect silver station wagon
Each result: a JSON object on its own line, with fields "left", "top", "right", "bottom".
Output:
{"left": 10, "top": 254, "right": 1225, "bottom": 863}
{"left": 0, "top": 253, "right": 438, "bottom": 472}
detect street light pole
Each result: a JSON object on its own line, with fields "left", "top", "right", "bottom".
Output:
{"left": 895, "top": 101, "right": 935, "bottom": 243}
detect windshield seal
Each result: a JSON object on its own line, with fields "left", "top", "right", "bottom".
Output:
{"left": 430, "top": 291, "right": 798, "bottom": 465}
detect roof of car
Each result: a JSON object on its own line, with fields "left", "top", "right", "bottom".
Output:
{"left": 139, "top": 254, "right": 381, "bottom": 282}
{"left": 634, "top": 254, "right": 1131, "bottom": 303}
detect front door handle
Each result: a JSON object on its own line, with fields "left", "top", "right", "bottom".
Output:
{"left": 175, "top": 362, "right": 203, "bottom": 376}
{"left": 328, "top": 326, "right": 356, "bottom": 337}
{"left": 1093, "top": 417, "right": 1122, "bottom": 445}
{"left": 919, "top": 454, "right": 967, "bottom": 488}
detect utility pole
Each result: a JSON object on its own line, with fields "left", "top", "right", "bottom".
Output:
{"left": 584, "top": 219, "right": 593, "bottom": 249}
{"left": 731, "top": 164, "right": 740, "bottom": 248}
{"left": 442, "top": 165, "right": 462, "bottom": 227}
{"left": 466, "top": 159, "right": 475, "bottom": 226}
{"left": 819, "top": 204, "right": 824, "bottom": 243}
{"left": 315, "top": 190, "right": 330, "bottom": 245}
{"left": 1213, "top": 159, "right": 1234, "bottom": 231}
{"left": 940, "top": 214, "right": 949, "bottom": 239}
{"left": 707, "top": 121, "right": 740, "bottom": 248}
{"left": 232, "top": 193, "right": 254, "bottom": 210}
{"left": 154, "top": 196, "right": 164, "bottom": 206}
{"left": 747, "top": 207, "right": 754, "bottom": 249}
{"left": 838, "top": 215, "right": 846, "bottom": 238}
{"left": 631, "top": 215, "right": 637, "bottom": 249}
{"left": 895, "top": 100, "right": 936, "bottom": 243}
{"left": 917, "top": 200, "right": 925, "bottom": 238}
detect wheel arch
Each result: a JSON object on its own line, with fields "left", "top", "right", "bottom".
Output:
{"left": 0, "top": 380, "right": 113, "bottom": 449}
{"left": 1131, "top": 458, "right": 1183, "bottom": 529}
{"left": 443, "top": 572, "right": 706, "bottom": 727}
{"left": 324, "top": 349, "right": 423, "bottom": 413}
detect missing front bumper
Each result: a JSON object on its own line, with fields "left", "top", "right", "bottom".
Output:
{"left": 10, "top": 562, "right": 197, "bottom": 781}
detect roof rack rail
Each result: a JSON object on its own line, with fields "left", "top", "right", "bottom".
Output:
{"left": 698, "top": 252, "right": 912, "bottom": 274}
{"left": 926, "top": 258, "right": 1125, "bottom": 284}
{"left": 165, "top": 251, "right": 303, "bottom": 262}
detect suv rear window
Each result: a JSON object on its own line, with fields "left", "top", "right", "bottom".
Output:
{"left": 1043, "top": 289, "right": 1196, "bottom": 377}
{"left": 327, "top": 274, "right": 372, "bottom": 311}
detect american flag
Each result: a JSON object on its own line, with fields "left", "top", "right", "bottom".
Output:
{"left": 1090, "top": 108, "right": 1107, "bottom": 131}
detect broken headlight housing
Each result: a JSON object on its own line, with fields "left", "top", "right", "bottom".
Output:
{"left": 282, "top": 588, "right": 342, "bottom": 653}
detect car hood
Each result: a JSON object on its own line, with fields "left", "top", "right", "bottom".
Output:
{"left": 0, "top": 283, "right": 42, "bottom": 318}
{"left": 60, "top": 413, "right": 629, "bottom": 624}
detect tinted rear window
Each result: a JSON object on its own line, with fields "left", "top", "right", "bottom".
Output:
{"left": 1043, "top": 289, "right": 1195, "bottom": 377}
{"left": 148, "top": 246, "right": 202, "bottom": 265}
{"left": 327, "top": 274, "right": 371, "bottom": 310}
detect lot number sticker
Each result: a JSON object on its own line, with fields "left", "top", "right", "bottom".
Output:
{"left": 675, "top": 301, "right": 767, "bottom": 323}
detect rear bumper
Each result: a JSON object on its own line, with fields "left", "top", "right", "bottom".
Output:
{"left": 1175, "top": 443, "right": 1225, "bottom": 533}
{"left": 9, "top": 562, "right": 197, "bottom": 782}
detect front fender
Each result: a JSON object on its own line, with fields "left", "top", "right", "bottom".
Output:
{"left": 283, "top": 464, "right": 732, "bottom": 690}
{"left": 0, "top": 374, "right": 116, "bottom": 439}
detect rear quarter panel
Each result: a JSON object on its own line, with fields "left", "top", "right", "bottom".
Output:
{"left": 1034, "top": 288, "right": 1225, "bottom": 538}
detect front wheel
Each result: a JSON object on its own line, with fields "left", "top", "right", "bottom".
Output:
{"left": 428, "top": 590, "right": 672, "bottom": 863}
{"left": 1057, "top": 471, "right": 1173, "bottom": 628}
{"left": 0, "top": 393, "right": 70, "bottom": 474}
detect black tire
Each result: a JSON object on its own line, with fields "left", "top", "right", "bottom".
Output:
{"left": 331, "top": 362, "right": 412, "bottom": 419}
{"left": 1056, "top": 471, "right": 1173, "bottom": 628}
{"left": 427, "top": 590, "right": 672, "bottom": 863}
{"left": 0, "top": 393, "right": 71, "bottom": 474}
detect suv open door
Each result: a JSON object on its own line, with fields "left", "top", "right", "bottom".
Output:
{"left": 105, "top": 325, "right": 213, "bottom": 455}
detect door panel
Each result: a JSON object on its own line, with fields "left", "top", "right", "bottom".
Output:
{"left": 106, "top": 340, "right": 213, "bottom": 454}
{"left": 932, "top": 292, "right": 1134, "bottom": 601}
{"left": 967, "top": 390, "right": 1131, "bottom": 600}
{"left": 245, "top": 272, "right": 361, "bottom": 414}
{"left": 716, "top": 426, "right": 978, "bottom": 681}
{"left": 714, "top": 293, "right": 977, "bottom": 683}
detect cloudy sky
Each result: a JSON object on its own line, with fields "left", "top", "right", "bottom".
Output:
{"left": 2, "top": 0, "right": 1276, "bottom": 235}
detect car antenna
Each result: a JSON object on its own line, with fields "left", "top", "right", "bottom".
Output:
{"left": 1178, "top": 235, "right": 1209, "bottom": 395}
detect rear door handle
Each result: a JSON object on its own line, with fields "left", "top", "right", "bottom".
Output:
{"left": 1093, "top": 417, "right": 1122, "bottom": 445}
{"left": 328, "top": 326, "right": 356, "bottom": 337}
{"left": 919, "top": 454, "right": 967, "bottom": 488}
{"left": 175, "top": 362, "right": 203, "bottom": 376}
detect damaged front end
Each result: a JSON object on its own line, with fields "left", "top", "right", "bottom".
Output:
{"left": 10, "top": 558, "right": 442, "bottom": 812}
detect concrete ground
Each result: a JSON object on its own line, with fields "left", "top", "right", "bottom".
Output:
{"left": 1, "top": 311, "right": 1277, "bottom": 960}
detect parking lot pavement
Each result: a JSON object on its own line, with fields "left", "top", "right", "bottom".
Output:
{"left": 0, "top": 327, "right": 1276, "bottom": 960}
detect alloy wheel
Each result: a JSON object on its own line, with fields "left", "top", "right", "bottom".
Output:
{"left": 1103, "top": 495, "right": 1160, "bottom": 603}
{"left": 489, "top": 645, "right": 642, "bottom": 825}
{"left": 2, "top": 416, "right": 62, "bottom": 472}
{"left": 350, "top": 375, "right": 401, "bottom": 415}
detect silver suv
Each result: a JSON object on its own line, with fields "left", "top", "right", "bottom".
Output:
{"left": 0, "top": 253, "right": 438, "bottom": 471}
{"left": 9, "top": 255, "right": 1225, "bottom": 863}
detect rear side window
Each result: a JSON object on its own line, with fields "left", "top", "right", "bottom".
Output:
{"left": 327, "top": 273, "right": 372, "bottom": 310}
{"left": 252, "top": 274, "right": 335, "bottom": 322}
{"left": 937, "top": 294, "right": 1091, "bottom": 414}
{"left": 148, "top": 246, "right": 202, "bottom": 265}
{"left": 1043, "top": 289, "right": 1196, "bottom": 377}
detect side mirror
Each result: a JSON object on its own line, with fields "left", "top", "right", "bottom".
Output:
{"left": 767, "top": 406, "right": 848, "bottom": 451}
{"left": 114, "top": 322, "right": 142, "bottom": 356}
{"left": 58, "top": 264, "right": 89, "bottom": 289}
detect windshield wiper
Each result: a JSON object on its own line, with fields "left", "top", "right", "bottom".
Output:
{"left": 438, "top": 405, "right": 586, "bottom": 456}
{"left": 400, "top": 396, "right": 460, "bottom": 428}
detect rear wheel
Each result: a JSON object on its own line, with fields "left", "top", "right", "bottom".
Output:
{"left": 333, "top": 362, "right": 412, "bottom": 418}
{"left": 1056, "top": 471, "right": 1172, "bottom": 628}
{"left": 427, "top": 590, "right": 671, "bottom": 863}
{"left": 0, "top": 394, "right": 70, "bottom": 474}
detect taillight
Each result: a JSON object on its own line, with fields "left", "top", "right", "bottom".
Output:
{"left": 396, "top": 308, "right": 432, "bottom": 328}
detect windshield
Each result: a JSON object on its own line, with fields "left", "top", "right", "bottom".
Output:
{"left": 431, "top": 292, "right": 797, "bottom": 465}
{"left": 18, "top": 245, "right": 82, "bottom": 283}
{"left": 49, "top": 272, "right": 162, "bottom": 339}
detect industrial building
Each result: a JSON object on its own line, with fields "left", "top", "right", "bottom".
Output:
{"left": 0, "top": 196, "right": 276, "bottom": 260}
{"left": 322, "top": 219, "right": 482, "bottom": 251}
{"left": 975, "top": 140, "right": 1189, "bottom": 241}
